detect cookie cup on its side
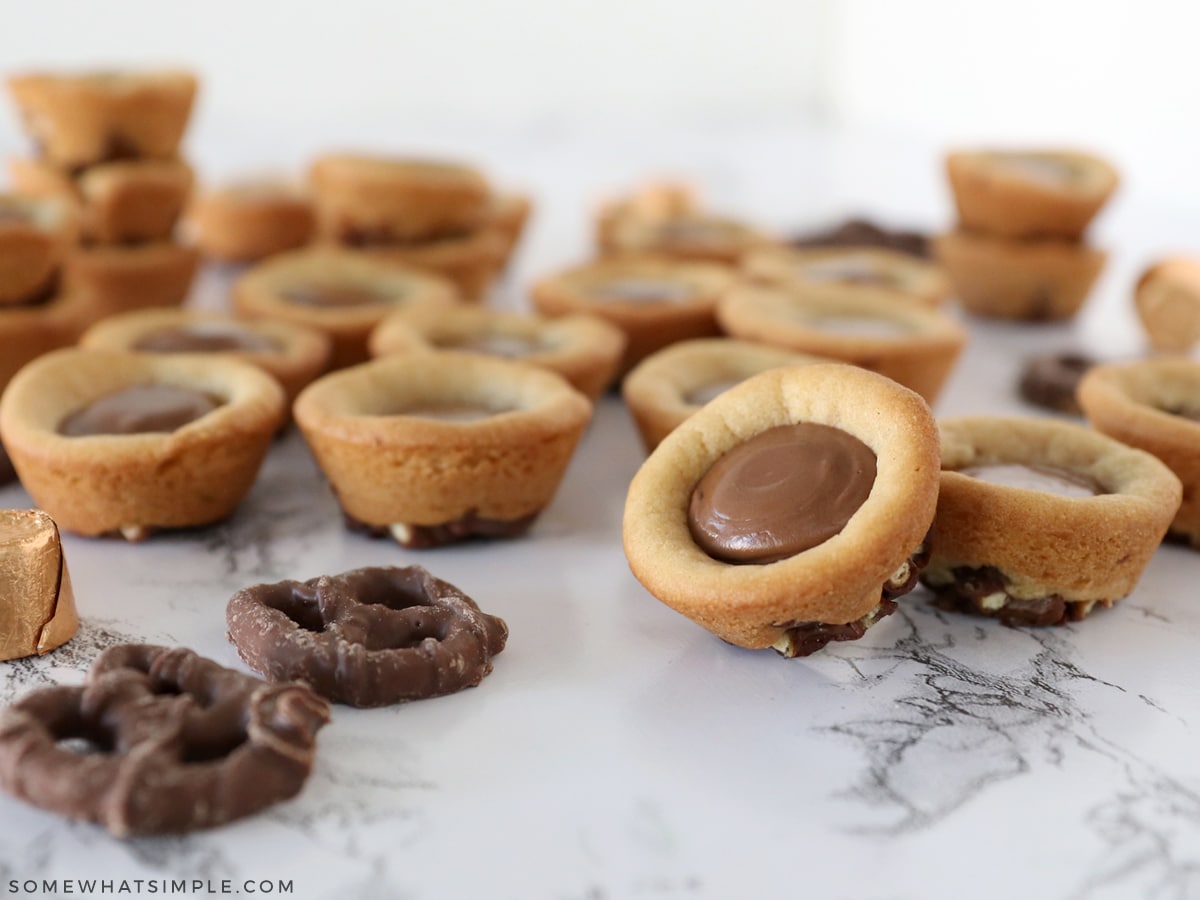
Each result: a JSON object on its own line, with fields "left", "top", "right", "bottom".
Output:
{"left": 622, "top": 363, "right": 940, "bottom": 655}
{"left": 294, "top": 352, "right": 592, "bottom": 546}
{"left": 1077, "top": 359, "right": 1200, "bottom": 547}
{"left": 923, "top": 416, "right": 1181, "bottom": 623}
{"left": 0, "top": 349, "right": 285, "bottom": 538}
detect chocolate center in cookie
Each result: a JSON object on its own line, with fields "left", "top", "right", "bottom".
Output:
{"left": 59, "top": 385, "right": 220, "bottom": 436}
{"left": 134, "top": 324, "right": 280, "bottom": 354}
{"left": 684, "top": 379, "right": 741, "bottom": 406}
{"left": 688, "top": 423, "right": 877, "bottom": 564}
{"left": 447, "top": 333, "right": 540, "bottom": 358}
{"left": 957, "top": 463, "right": 1102, "bottom": 498}
{"left": 1164, "top": 406, "right": 1200, "bottom": 423}
{"left": 803, "top": 314, "right": 913, "bottom": 338}
{"left": 282, "top": 282, "right": 392, "bottom": 308}
{"left": 589, "top": 278, "right": 694, "bottom": 304}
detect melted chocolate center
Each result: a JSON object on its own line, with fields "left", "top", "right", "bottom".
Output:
{"left": 59, "top": 385, "right": 220, "bottom": 437}
{"left": 688, "top": 423, "right": 877, "bottom": 564}
{"left": 282, "top": 283, "right": 392, "bottom": 308}
{"left": 134, "top": 324, "right": 280, "bottom": 354}
{"left": 957, "top": 463, "right": 1101, "bottom": 498}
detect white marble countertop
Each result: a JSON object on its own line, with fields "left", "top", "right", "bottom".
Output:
{"left": 1, "top": 127, "right": 1199, "bottom": 900}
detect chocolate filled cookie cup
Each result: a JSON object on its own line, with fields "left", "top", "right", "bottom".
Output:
{"left": 65, "top": 241, "right": 199, "bottom": 321}
{"left": 922, "top": 417, "right": 1181, "bottom": 625}
{"left": 1077, "top": 359, "right": 1200, "bottom": 547}
{"left": 80, "top": 309, "right": 332, "bottom": 408}
{"left": 294, "top": 352, "right": 592, "bottom": 547}
{"left": 188, "top": 179, "right": 315, "bottom": 263}
{"left": 742, "top": 246, "right": 952, "bottom": 308}
{"left": 0, "top": 194, "right": 78, "bottom": 307}
{"left": 232, "top": 249, "right": 458, "bottom": 368}
{"left": 716, "top": 283, "right": 967, "bottom": 405}
{"left": 368, "top": 305, "right": 625, "bottom": 401}
{"left": 623, "top": 363, "right": 940, "bottom": 656}
{"left": 532, "top": 257, "right": 734, "bottom": 377}
{"left": 621, "top": 338, "right": 824, "bottom": 452}
{"left": 0, "top": 349, "right": 285, "bottom": 539}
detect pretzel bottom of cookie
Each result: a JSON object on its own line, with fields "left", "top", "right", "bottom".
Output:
{"left": 344, "top": 508, "right": 540, "bottom": 548}
{"left": 768, "top": 538, "right": 930, "bottom": 658}
{"left": 923, "top": 564, "right": 1114, "bottom": 627}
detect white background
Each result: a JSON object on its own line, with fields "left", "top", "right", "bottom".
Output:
{"left": 1, "top": 0, "right": 1196, "bottom": 213}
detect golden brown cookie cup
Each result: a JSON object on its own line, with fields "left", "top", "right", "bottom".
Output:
{"left": 621, "top": 338, "right": 824, "bottom": 453}
{"left": 623, "top": 363, "right": 940, "bottom": 654}
{"left": 933, "top": 229, "right": 1105, "bottom": 321}
{"left": 368, "top": 306, "right": 625, "bottom": 402}
{"left": 294, "top": 352, "right": 592, "bottom": 545}
{"left": 232, "top": 249, "right": 459, "bottom": 369}
{"left": 343, "top": 227, "right": 506, "bottom": 302}
{"left": 188, "top": 180, "right": 315, "bottom": 264}
{"left": 64, "top": 241, "right": 198, "bottom": 321}
{"left": 0, "top": 194, "right": 78, "bottom": 307}
{"left": 311, "top": 154, "right": 489, "bottom": 242}
{"left": 924, "top": 416, "right": 1181, "bottom": 623}
{"left": 946, "top": 149, "right": 1119, "bottom": 240}
{"left": 531, "top": 257, "right": 735, "bottom": 377}
{"left": 716, "top": 283, "right": 966, "bottom": 405}
{"left": 742, "top": 246, "right": 952, "bottom": 308}
{"left": 79, "top": 309, "right": 332, "bottom": 408}
{"left": 599, "top": 213, "right": 769, "bottom": 265}
{"left": 0, "top": 349, "right": 284, "bottom": 538}
{"left": 6, "top": 70, "right": 197, "bottom": 169}
{"left": 1134, "top": 257, "right": 1200, "bottom": 354}
{"left": 1077, "top": 359, "right": 1200, "bottom": 547}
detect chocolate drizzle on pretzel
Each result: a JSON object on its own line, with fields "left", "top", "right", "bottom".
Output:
{"left": 0, "top": 645, "right": 330, "bottom": 836}
{"left": 226, "top": 566, "right": 508, "bottom": 707}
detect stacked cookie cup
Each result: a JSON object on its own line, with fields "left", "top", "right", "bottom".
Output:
{"left": 6, "top": 70, "right": 200, "bottom": 322}
{"left": 935, "top": 149, "right": 1117, "bottom": 321}
{"left": 309, "top": 153, "right": 529, "bottom": 301}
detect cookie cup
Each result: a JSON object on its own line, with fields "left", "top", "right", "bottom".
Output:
{"left": 623, "top": 363, "right": 939, "bottom": 654}
{"left": 621, "top": 338, "right": 824, "bottom": 452}
{"left": 232, "top": 249, "right": 458, "bottom": 368}
{"left": 294, "top": 352, "right": 592, "bottom": 545}
{"left": 368, "top": 305, "right": 625, "bottom": 401}
{"left": 946, "top": 149, "right": 1118, "bottom": 240}
{"left": 311, "top": 154, "right": 489, "bottom": 242}
{"left": 1077, "top": 359, "right": 1200, "bottom": 547}
{"left": 344, "top": 227, "right": 506, "bottom": 302}
{"left": 924, "top": 416, "right": 1181, "bottom": 623}
{"left": 0, "top": 349, "right": 285, "bottom": 538}
{"left": 188, "top": 180, "right": 315, "bottom": 263}
{"left": 532, "top": 257, "right": 734, "bottom": 377}
{"left": 79, "top": 309, "right": 332, "bottom": 408}
{"left": 934, "top": 230, "right": 1106, "bottom": 321}
{"left": 6, "top": 70, "right": 197, "bottom": 169}
{"left": 716, "top": 283, "right": 966, "bottom": 405}
{"left": 0, "top": 194, "right": 78, "bottom": 306}
{"left": 742, "top": 246, "right": 951, "bottom": 308}
{"left": 65, "top": 241, "right": 198, "bottom": 321}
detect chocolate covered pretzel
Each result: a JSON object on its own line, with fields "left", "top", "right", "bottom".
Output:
{"left": 0, "top": 644, "right": 330, "bottom": 837}
{"left": 226, "top": 566, "right": 508, "bottom": 707}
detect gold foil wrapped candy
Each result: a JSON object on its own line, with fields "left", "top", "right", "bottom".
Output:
{"left": 0, "top": 510, "right": 79, "bottom": 660}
